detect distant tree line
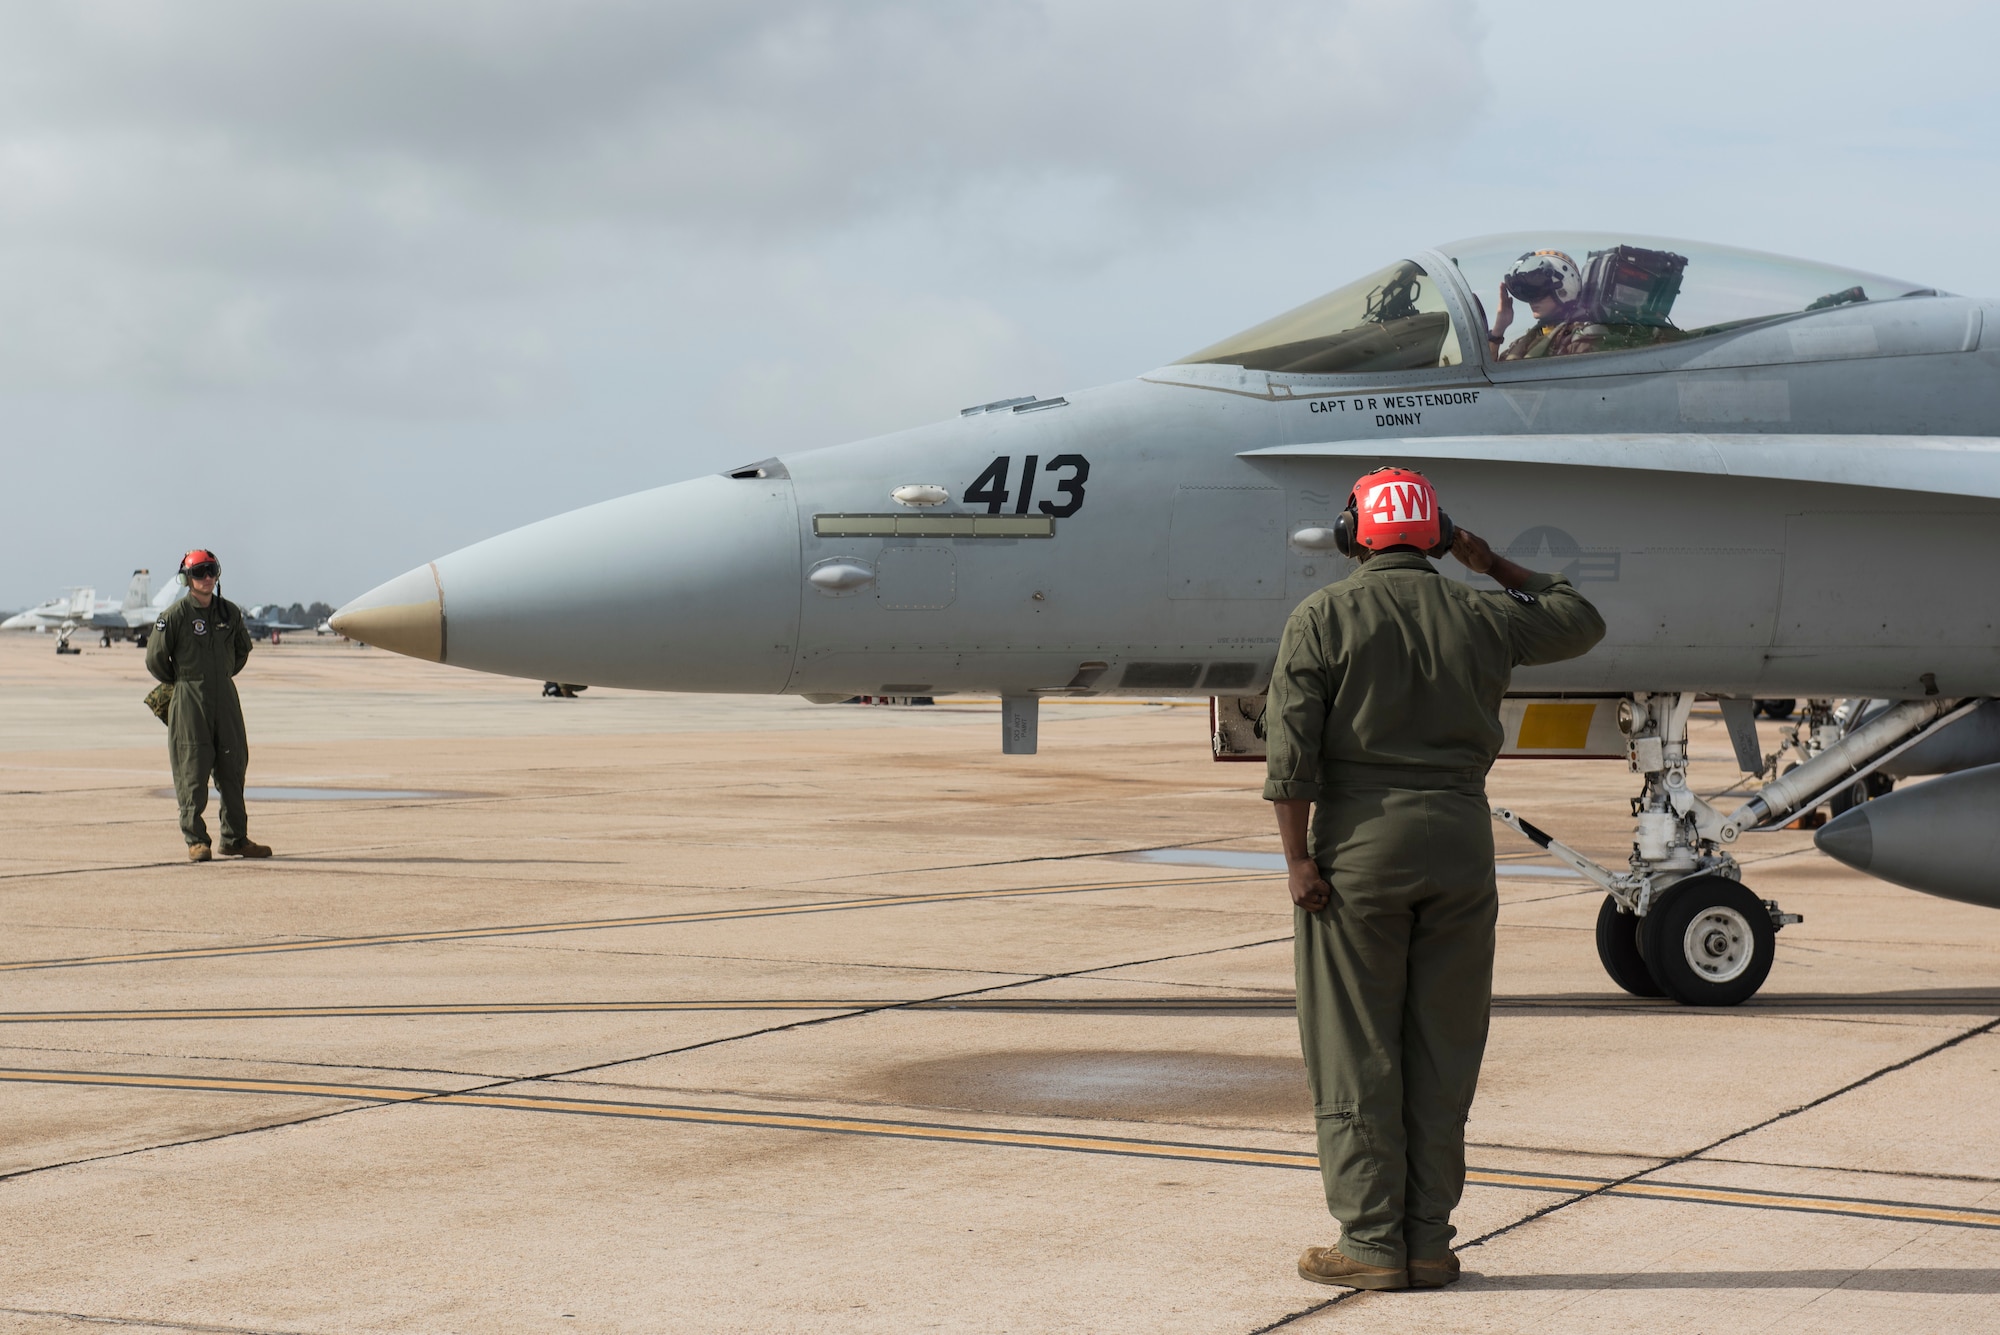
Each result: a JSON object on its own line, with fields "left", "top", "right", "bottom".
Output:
{"left": 268, "top": 601, "right": 336, "bottom": 625}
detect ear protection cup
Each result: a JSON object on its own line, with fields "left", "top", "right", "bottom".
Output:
{"left": 1333, "top": 503, "right": 1359, "bottom": 557}
{"left": 1426, "top": 511, "right": 1456, "bottom": 559}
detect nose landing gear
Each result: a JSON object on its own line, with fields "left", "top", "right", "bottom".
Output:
{"left": 1500, "top": 691, "right": 1977, "bottom": 1006}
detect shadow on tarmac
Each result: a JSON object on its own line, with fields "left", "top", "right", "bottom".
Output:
{"left": 1469, "top": 1268, "right": 2000, "bottom": 1292}
{"left": 1491, "top": 988, "right": 2000, "bottom": 1015}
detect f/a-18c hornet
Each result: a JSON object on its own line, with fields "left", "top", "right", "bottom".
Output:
{"left": 333, "top": 231, "right": 2000, "bottom": 1007}
{"left": 2, "top": 570, "right": 172, "bottom": 652}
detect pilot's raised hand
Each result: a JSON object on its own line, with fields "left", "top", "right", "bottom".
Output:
{"left": 1491, "top": 283, "right": 1515, "bottom": 344}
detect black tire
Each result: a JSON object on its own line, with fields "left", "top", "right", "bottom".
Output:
{"left": 1595, "top": 896, "right": 1664, "bottom": 998}
{"left": 1826, "top": 781, "right": 1867, "bottom": 818}
{"left": 1640, "top": 876, "right": 1776, "bottom": 1006}
{"left": 1757, "top": 698, "right": 1797, "bottom": 720}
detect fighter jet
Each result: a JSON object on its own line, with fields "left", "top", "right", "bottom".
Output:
{"left": 2, "top": 570, "right": 170, "bottom": 650}
{"left": 334, "top": 230, "right": 2000, "bottom": 1006}
{"left": 244, "top": 605, "right": 311, "bottom": 643}
{"left": 93, "top": 570, "right": 174, "bottom": 646}
{"left": 1, "top": 587, "right": 100, "bottom": 639}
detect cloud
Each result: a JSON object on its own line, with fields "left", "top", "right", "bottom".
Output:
{"left": 710, "top": 282, "right": 1067, "bottom": 456}
{"left": 0, "top": 1, "right": 1485, "bottom": 409}
{"left": 4, "top": 1, "right": 1486, "bottom": 226}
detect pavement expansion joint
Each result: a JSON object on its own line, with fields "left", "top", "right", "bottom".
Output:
{"left": 1427, "top": 1010, "right": 2000, "bottom": 1263}
{"left": 1696, "top": 1154, "right": 2000, "bottom": 1185}
{"left": 0, "top": 870, "right": 1277, "bottom": 973}
{"left": 0, "top": 1307, "right": 321, "bottom": 1335}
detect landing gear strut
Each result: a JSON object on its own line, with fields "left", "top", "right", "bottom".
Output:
{"left": 1496, "top": 691, "right": 1978, "bottom": 1006}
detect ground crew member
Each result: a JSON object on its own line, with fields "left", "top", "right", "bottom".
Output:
{"left": 146, "top": 549, "right": 271, "bottom": 862}
{"left": 1265, "top": 468, "right": 1603, "bottom": 1290}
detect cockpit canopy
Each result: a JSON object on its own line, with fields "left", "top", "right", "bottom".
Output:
{"left": 1178, "top": 232, "right": 1932, "bottom": 374}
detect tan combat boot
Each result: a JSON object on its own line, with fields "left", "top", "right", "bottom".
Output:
{"left": 1297, "top": 1246, "right": 1408, "bottom": 1290}
{"left": 187, "top": 843, "right": 212, "bottom": 862}
{"left": 1408, "top": 1253, "right": 1461, "bottom": 1288}
{"left": 220, "top": 839, "right": 272, "bottom": 858}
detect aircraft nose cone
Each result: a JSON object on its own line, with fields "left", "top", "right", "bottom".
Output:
{"left": 384, "top": 471, "right": 800, "bottom": 691}
{"left": 330, "top": 562, "right": 445, "bottom": 663}
{"left": 1814, "top": 806, "right": 1874, "bottom": 872}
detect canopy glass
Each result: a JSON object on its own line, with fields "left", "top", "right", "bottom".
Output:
{"left": 1180, "top": 234, "right": 1930, "bottom": 371}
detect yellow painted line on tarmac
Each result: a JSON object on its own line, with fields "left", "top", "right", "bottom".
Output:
{"left": 1605, "top": 1179, "right": 2000, "bottom": 1229}
{"left": 15, "top": 992, "right": 1987, "bottom": 1023}
{"left": 0, "top": 1066, "right": 1314, "bottom": 1169}
{"left": 0, "top": 871, "right": 1275, "bottom": 974}
{"left": 0, "top": 1001, "right": 886, "bottom": 1023}
{"left": 0, "top": 996, "right": 1298, "bottom": 1023}
{"left": 4, "top": 1067, "right": 1997, "bottom": 1231}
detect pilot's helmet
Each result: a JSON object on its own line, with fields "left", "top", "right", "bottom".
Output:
{"left": 1504, "top": 250, "right": 1582, "bottom": 306}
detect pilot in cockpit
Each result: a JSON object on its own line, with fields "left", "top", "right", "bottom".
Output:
{"left": 1487, "top": 250, "right": 1604, "bottom": 360}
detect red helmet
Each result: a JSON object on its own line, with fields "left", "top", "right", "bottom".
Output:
{"left": 179, "top": 549, "right": 220, "bottom": 580}
{"left": 1337, "top": 468, "right": 1451, "bottom": 555}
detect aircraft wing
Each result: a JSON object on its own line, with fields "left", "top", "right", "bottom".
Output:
{"left": 1241, "top": 433, "right": 2000, "bottom": 500}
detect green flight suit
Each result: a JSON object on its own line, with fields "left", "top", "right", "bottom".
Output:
{"left": 146, "top": 593, "right": 255, "bottom": 848}
{"left": 1263, "top": 551, "right": 1604, "bottom": 1266}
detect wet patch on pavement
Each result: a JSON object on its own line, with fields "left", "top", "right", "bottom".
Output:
{"left": 867, "top": 1048, "right": 1311, "bottom": 1122}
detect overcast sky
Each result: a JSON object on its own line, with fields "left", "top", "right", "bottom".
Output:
{"left": 3, "top": 0, "right": 1996, "bottom": 610}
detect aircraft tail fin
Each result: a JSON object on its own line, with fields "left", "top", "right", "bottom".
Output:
{"left": 123, "top": 569, "right": 151, "bottom": 610}
{"left": 64, "top": 587, "right": 96, "bottom": 618}
{"left": 153, "top": 578, "right": 179, "bottom": 609}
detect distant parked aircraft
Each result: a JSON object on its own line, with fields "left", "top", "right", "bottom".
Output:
{"left": 2, "top": 571, "right": 173, "bottom": 651}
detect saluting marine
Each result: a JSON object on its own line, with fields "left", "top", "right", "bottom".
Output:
{"left": 1265, "top": 468, "right": 1604, "bottom": 1291}
{"left": 145, "top": 549, "right": 271, "bottom": 862}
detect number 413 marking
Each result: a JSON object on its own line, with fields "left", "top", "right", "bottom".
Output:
{"left": 963, "top": 454, "right": 1089, "bottom": 517}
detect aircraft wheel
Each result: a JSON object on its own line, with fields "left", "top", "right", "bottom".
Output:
{"left": 1757, "top": 698, "right": 1797, "bottom": 720}
{"left": 1826, "top": 781, "right": 1866, "bottom": 818}
{"left": 1640, "top": 876, "right": 1775, "bottom": 1006}
{"left": 1594, "top": 896, "right": 1663, "bottom": 998}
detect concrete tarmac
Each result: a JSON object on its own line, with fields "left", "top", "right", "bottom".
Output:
{"left": 1, "top": 634, "right": 1996, "bottom": 1333}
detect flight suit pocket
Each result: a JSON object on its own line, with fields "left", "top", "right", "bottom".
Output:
{"left": 1312, "top": 1100, "right": 1372, "bottom": 1148}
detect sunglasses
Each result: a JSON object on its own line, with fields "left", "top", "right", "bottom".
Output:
{"left": 186, "top": 565, "right": 220, "bottom": 580}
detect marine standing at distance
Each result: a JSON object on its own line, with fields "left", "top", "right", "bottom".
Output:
{"left": 146, "top": 549, "right": 271, "bottom": 863}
